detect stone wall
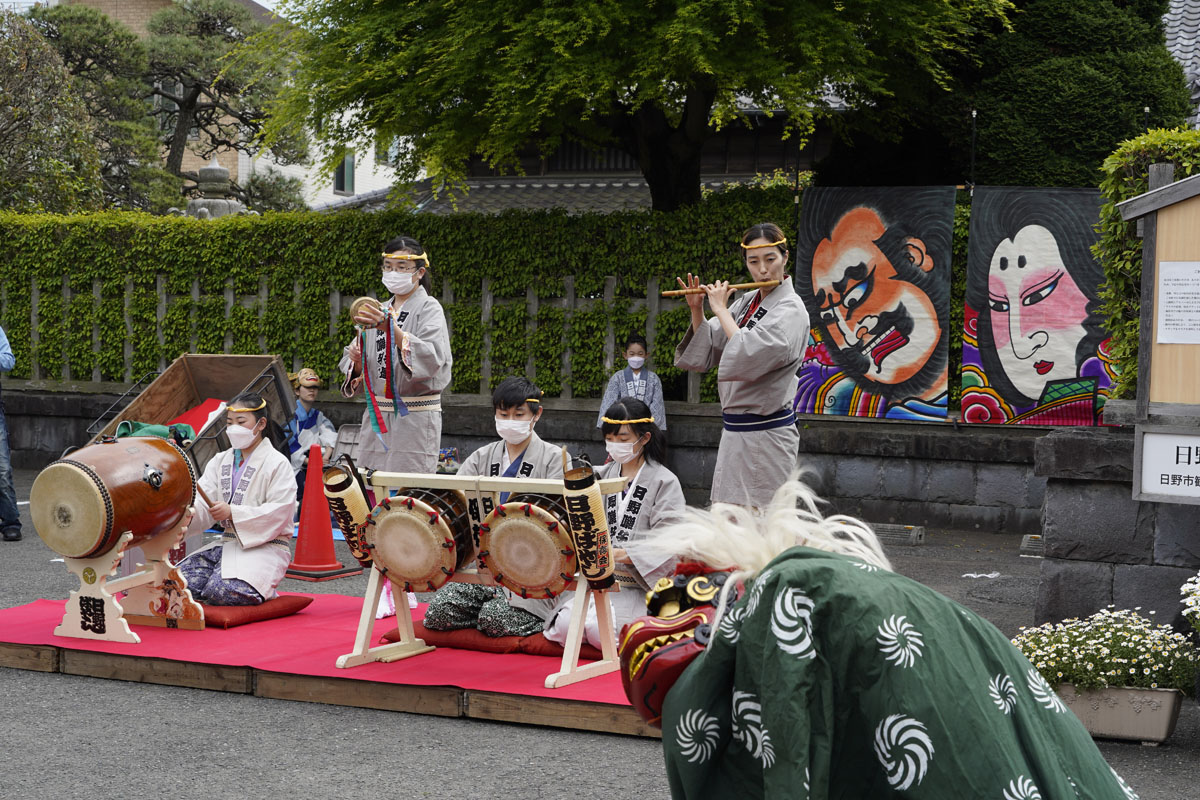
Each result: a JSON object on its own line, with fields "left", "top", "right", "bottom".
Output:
{"left": 5, "top": 385, "right": 1048, "bottom": 536}
{"left": 1034, "top": 428, "right": 1200, "bottom": 630}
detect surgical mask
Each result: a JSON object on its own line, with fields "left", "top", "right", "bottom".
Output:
{"left": 605, "top": 440, "right": 640, "bottom": 465}
{"left": 495, "top": 418, "right": 532, "bottom": 444}
{"left": 627, "top": 356, "right": 645, "bottom": 370}
{"left": 226, "top": 422, "right": 259, "bottom": 450}
{"left": 382, "top": 271, "right": 416, "bottom": 295}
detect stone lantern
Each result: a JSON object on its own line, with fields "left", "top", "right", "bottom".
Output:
{"left": 182, "top": 159, "right": 249, "bottom": 219}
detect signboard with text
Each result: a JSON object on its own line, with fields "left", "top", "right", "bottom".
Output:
{"left": 1134, "top": 426, "right": 1200, "bottom": 505}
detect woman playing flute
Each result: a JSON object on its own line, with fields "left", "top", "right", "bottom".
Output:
{"left": 674, "top": 222, "right": 810, "bottom": 508}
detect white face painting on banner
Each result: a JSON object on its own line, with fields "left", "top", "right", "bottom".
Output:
{"left": 986, "top": 225, "right": 1090, "bottom": 401}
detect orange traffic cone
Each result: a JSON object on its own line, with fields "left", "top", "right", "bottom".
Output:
{"left": 287, "top": 444, "right": 362, "bottom": 581}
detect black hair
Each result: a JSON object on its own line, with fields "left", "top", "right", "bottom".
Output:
{"left": 227, "top": 391, "right": 287, "bottom": 453}
{"left": 741, "top": 222, "right": 789, "bottom": 263}
{"left": 492, "top": 376, "right": 543, "bottom": 413}
{"left": 624, "top": 333, "right": 648, "bottom": 351}
{"left": 794, "top": 188, "right": 952, "bottom": 402}
{"left": 600, "top": 398, "right": 667, "bottom": 465}
{"left": 964, "top": 189, "right": 1105, "bottom": 407}
{"left": 382, "top": 234, "right": 432, "bottom": 293}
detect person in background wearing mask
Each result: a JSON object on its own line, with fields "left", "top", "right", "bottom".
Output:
{"left": 285, "top": 367, "right": 337, "bottom": 511}
{"left": 340, "top": 234, "right": 452, "bottom": 617}
{"left": 178, "top": 393, "right": 297, "bottom": 606}
{"left": 597, "top": 333, "right": 667, "bottom": 431}
{"left": 423, "top": 376, "right": 564, "bottom": 637}
{"left": 545, "top": 398, "right": 684, "bottom": 650}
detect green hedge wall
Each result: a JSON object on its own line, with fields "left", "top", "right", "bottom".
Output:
{"left": 0, "top": 185, "right": 982, "bottom": 405}
{"left": 1095, "top": 128, "right": 1200, "bottom": 399}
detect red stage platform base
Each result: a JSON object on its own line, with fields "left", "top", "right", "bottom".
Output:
{"left": 0, "top": 593, "right": 658, "bottom": 739}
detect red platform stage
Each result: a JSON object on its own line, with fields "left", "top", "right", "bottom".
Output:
{"left": 0, "top": 593, "right": 657, "bottom": 738}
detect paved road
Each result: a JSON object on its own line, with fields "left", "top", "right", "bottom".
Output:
{"left": 2, "top": 468, "right": 1197, "bottom": 798}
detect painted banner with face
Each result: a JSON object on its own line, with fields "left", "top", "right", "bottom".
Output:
{"left": 793, "top": 187, "right": 955, "bottom": 420}
{"left": 961, "top": 187, "right": 1116, "bottom": 426}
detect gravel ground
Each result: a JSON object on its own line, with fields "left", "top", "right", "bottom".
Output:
{"left": 2, "top": 467, "right": 1197, "bottom": 798}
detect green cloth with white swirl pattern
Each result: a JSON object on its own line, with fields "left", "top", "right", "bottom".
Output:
{"left": 660, "top": 547, "right": 1138, "bottom": 799}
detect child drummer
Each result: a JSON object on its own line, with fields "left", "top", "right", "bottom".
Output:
{"left": 179, "top": 393, "right": 297, "bottom": 606}
{"left": 423, "top": 376, "right": 564, "bottom": 637}
{"left": 285, "top": 367, "right": 336, "bottom": 509}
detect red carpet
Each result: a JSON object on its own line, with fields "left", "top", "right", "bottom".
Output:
{"left": 0, "top": 593, "right": 630, "bottom": 705}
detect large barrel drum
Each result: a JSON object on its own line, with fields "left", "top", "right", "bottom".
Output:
{"left": 31, "top": 436, "right": 197, "bottom": 559}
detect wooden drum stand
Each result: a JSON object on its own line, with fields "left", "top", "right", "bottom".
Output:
{"left": 56, "top": 520, "right": 204, "bottom": 644}
{"left": 335, "top": 472, "right": 627, "bottom": 689}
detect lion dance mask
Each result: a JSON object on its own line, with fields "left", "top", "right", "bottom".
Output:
{"left": 618, "top": 570, "right": 731, "bottom": 727}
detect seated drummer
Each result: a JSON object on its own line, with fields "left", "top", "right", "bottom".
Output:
{"left": 423, "top": 376, "right": 564, "bottom": 636}
{"left": 544, "top": 398, "right": 684, "bottom": 649}
{"left": 179, "top": 392, "right": 297, "bottom": 606}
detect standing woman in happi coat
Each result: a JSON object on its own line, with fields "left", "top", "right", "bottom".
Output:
{"left": 674, "top": 223, "right": 809, "bottom": 508}
{"left": 340, "top": 235, "right": 452, "bottom": 475}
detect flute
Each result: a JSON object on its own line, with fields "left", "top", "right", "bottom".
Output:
{"left": 661, "top": 279, "right": 781, "bottom": 297}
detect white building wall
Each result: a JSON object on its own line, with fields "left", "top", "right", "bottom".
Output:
{"left": 238, "top": 139, "right": 398, "bottom": 209}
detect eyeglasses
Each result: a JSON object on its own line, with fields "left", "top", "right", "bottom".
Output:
{"left": 382, "top": 264, "right": 422, "bottom": 273}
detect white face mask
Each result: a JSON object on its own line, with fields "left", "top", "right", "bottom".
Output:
{"left": 605, "top": 440, "right": 640, "bottom": 465}
{"left": 627, "top": 356, "right": 645, "bottom": 370}
{"left": 382, "top": 271, "right": 416, "bottom": 295}
{"left": 226, "top": 422, "right": 260, "bottom": 450}
{"left": 495, "top": 418, "right": 532, "bottom": 444}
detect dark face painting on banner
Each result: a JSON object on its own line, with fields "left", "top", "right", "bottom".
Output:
{"left": 962, "top": 187, "right": 1116, "bottom": 425}
{"left": 793, "top": 186, "right": 955, "bottom": 420}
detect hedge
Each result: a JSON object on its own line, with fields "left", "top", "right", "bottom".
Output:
{"left": 0, "top": 185, "right": 983, "bottom": 405}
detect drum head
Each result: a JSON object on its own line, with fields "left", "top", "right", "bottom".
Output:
{"left": 479, "top": 501, "right": 576, "bottom": 599}
{"left": 31, "top": 462, "right": 110, "bottom": 559}
{"left": 365, "top": 496, "right": 458, "bottom": 591}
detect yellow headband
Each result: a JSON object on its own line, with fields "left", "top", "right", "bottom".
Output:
{"left": 741, "top": 237, "right": 787, "bottom": 250}
{"left": 601, "top": 416, "right": 654, "bottom": 425}
{"left": 229, "top": 399, "right": 266, "bottom": 412}
{"left": 526, "top": 397, "right": 542, "bottom": 404}
{"left": 382, "top": 251, "right": 429, "bottom": 265}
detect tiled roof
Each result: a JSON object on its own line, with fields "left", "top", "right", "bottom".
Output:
{"left": 315, "top": 176, "right": 756, "bottom": 215}
{"left": 1165, "top": 0, "right": 1200, "bottom": 124}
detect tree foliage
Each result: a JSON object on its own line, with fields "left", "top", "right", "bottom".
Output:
{"left": 818, "top": 0, "right": 1191, "bottom": 188}
{"left": 264, "top": 0, "right": 1012, "bottom": 211}
{"left": 27, "top": 5, "right": 180, "bottom": 210}
{"left": 147, "top": 0, "right": 305, "bottom": 180}
{"left": 0, "top": 10, "right": 102, "bottom": 212}
{"left": 241, "top": 166, "right": 308, "bottom": 212}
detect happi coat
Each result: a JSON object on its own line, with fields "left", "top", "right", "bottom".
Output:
{"left": 545, "top": 458, "right": 686, "bottom": 649}
{"left": 661, "top": 547, "right": 1139, "bottom": 800}
{"left": 286, "top": 405, "right": 337, "bottom": 473}
{"left": 675, "top": 280, "right": 809, "bottom": 507}
{"left": 597, "top": 367, "right": 668, "bottom": 430}
{"left": 186, "top": 444, "right": 297, "bottom": 600}
{"left": 457, "top": 431, "right": 564, "bottom": 620}
{"left": 338, "top": 287, "right": 452, "bottom": 473}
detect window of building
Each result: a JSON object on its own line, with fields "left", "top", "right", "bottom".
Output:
{"left": 334, "top": 152, "right": 355, "bottom": 195}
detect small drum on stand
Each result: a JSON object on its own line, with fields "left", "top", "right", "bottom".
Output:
{"left": 364, "top": 488, "right": 475, "bottom": 592}
{"left": 478, "top": 493, "right": 578, "bottom": 600}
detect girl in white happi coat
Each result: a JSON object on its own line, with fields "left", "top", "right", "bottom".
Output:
{"left": 339, "top": 235, "right": 452, "bottom": 474}
{"left": 544, "top": 398, "right": 685, "bottom": 650}
{"left": 423, "top": 377, "right": 565, "bottom": 636}
{"left": 675, "top": 222, "right": 810, "bottom": 508}
{"left": 180, "top": 393, "right": 297, "bottom": 606}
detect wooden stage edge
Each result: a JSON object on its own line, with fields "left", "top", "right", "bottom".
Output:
{"left": 0, "top": 642, "right": 661, "bottom": 739}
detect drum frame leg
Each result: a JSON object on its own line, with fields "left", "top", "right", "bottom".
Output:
{"left": 56, "top": 532, "right": 141, "bottom": 643}
{"left": 544, "top": 581, "right": 620, "bottom": 689}
{"left": 118, "top": 526, "right": 205, "bottom": 632}
{"left": 336, "top": 566, "right": 434, "bottom": 668}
